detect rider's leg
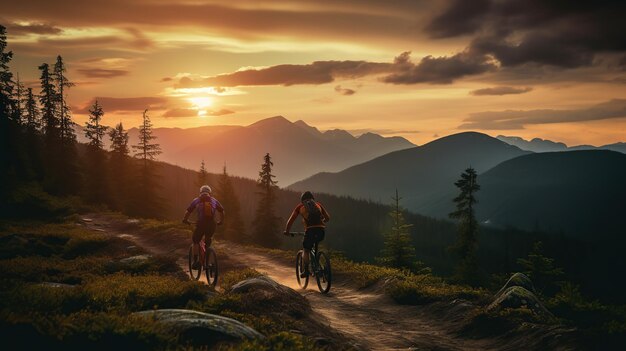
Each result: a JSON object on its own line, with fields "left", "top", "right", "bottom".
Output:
{"left": 192, "top": 226, "right": 202, "bottom": 268}
{"left": 303, "top": 248, "right": 311, "bottom": 271}
{"left": 302, "top": 230, "right": 313, "bottom": 277}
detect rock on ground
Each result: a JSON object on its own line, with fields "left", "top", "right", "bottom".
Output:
{"left": 496, "top": 272, "right": 536, "bottom": 297}
{"left": 488, "top": 286, "right": 553, "bottom": 319}
{"left": 135, "top": 309, "right": 264, "bottom": 344}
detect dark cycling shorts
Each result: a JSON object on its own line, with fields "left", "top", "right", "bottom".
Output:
{"left": 193, "top": 220, "right": 216, "bottom": 246}
{"left": 303, "top": 227, "right": 325, "bottom": 250}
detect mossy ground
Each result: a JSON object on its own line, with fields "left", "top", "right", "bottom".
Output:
{"left": 0, "top": 218, "right": 334, "bottom": 350}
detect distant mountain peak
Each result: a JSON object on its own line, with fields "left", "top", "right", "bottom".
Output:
{"left": 324, "top": 129, "right": 355, "bottom": 140}
{"left": 357, "top": 132, "right": 383, "bottom": 141}
{"left": 248, "top": 115, "right": 292, "bottom": 128}
{"left": 294, "top": 119, "right": 322, "bottom": 136}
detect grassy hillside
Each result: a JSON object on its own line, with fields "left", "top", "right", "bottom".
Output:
{"left": 0, "top": 217, "right": 349, "bottom": 350}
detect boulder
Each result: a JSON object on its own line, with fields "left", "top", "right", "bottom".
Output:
{"left": 229, "top": 276, "right": 311, "bottom": 318}
{"left": 135, "top": 309, "right": 264, "bottom": 343}
{"left": 488, "top": 286, "right": 552, "bottom": 318}
{"left": 496, "top": 273, "right": 536, "bottom": 298}
{"left": 231, "top": 276, "right": 301, "bottom": 299}
{"left": 119, "top": 254, "right": 152, "bottom": 265}
{"left": 37, "top": 282, "right": 76, "bottom": 289}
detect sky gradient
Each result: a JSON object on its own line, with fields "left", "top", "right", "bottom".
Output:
{"left": 3, "top": 0, "right": 626, "bottom": 146}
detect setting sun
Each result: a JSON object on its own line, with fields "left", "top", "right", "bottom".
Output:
{"left": 188, "top": 96, "right": 213, "bottom": 110}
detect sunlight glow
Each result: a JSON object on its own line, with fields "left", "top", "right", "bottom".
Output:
{"left": 188, "top": 96, "right": 213, "bottom": 109}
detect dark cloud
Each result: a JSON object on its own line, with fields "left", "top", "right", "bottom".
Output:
{"left": 425, "top": 0, "right": 491, "bottom": 38}
{"left": 76, "top": 97, "right": 167, "bottom": 114}
{"left": 334, "top": 85, "right": 356, "bottom": 95}
{"left": 470, "top": 86, "right": 532, "bottom": 96}
{"left": 2, "top": 1, "right": 435, "bottom": 45}
{"left": 428, "top": 0, "right": 626, "bottom": 69}
{"left": 178, "top": 52, "right": 493, "bottom": 88}
{"left": 162, "top": 108, "right": 197, "bottom": 117}
{"left": 160, "top": 77, "right": 173, "bottom": 82}
{"left": 77, "top": 68, "right": 129, "bottom": 78}
{"left": 5, "top": 21, "right": 62, "bottom": 35}
{"left": 459, "top": 99, "right": 626, "bottom": 130}
{"left": 178, "top": 60, "right": 392, "bottom": 88}
{"left": 381, "top": 51, "right": 496, "bottom": 84}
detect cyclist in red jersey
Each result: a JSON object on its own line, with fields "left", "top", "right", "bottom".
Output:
{"left": 284, "top": 191, "right": 330, "bottom": 278}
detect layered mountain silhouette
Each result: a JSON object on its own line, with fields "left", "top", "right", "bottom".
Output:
{"left": 475, "top": 150, "right": 626, "bottom": 237}
{"left": 78, "top": 116, "right": 414, "bottom": 184}
{"left": 498, "top": 135, "right": 626, "bottom": 154}
{"left": 290, "top": 132, "right": 530, "bottom": 213}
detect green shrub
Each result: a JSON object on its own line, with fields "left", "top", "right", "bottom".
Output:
{"left": 0, "top": 184, "right": 82, "bottom": 221}
{"left": 387, "top": 274, "right": 484, "bottom": 305}
{"left": 0, "top": 256, "right": 107, "bottom": 283}
{"left": 232, "top": 331, "right": 320, "bottom": 351}
{"left": 81, "top": 273, "right": 206, "bottom": 311}
{"left": 1, "top": 282, "right": 88, "bottom": 314}
{"left": 1, "top": 311, "right": 175, "bottom": 351}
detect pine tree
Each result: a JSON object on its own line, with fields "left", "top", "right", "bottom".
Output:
{"left": 13, "top": 73, "right": 25, "bottom": 123}
{"left": 376, "top": 189, "right": 427, "bottom": 272}
{"left": 0, "top": 24, "right": 17, "bottom": 200}
{"left": 517, "top": 241, "right": 564, "bottom": 295}
{"left": 83, "top": 100, "right": 110, "bottom": 204}
{"left": 215, "top": 165, "right": 246, "bottom": 242}
{"left": 252, "top": 153, "right": 280, "bottom": 247}
{"left": 110, "top": 122, "right": 130, "bottom": 156}
{"left": 25, "top": 88, "right": 40, "bottom": 131}
{"left": 53, "top": 55, "right": 75, "bottom": 143}
{"left": 38, "top": 63, "right": 59, "bottom": 140}
{"left": 109, "top": 122, "right": 131, "bottom": 212}
{"left": 197, "top": 159, "right": 208, "bottom": 187}
{"left": 84, "top": 100, "right": 107, "bottom": 149}
{"left": 0, "top": 25, "right": 15, "bottom": 121}
{"left": 131, "top": 109, "right": 163, "bottom": 218}
{"left": 132, "top": 109, "right": 161, "bottom": 165}
{"left": 449, "top": 167, "right": 481, "bottom": 284}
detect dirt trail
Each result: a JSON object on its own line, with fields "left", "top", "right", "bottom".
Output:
{"left": 215, "top": 242, "right": 493, "bottom": 351}
{"left": 82, "top": 215, "right": 498, "bottom": 351}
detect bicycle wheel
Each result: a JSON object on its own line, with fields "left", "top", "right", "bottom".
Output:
{"left": 296, "top": 250, "right": 309, "bottom": 289}
{"left": 188, "top": 245, "right": 201, "bottom": 280}
{"left": 316, "top": 251, "right": 332, "bottom": 294}
{"left": 205, "top": 248, "right": 218, "bottom": 287}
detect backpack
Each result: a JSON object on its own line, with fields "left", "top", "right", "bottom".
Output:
{"left": 197, "top": 196, "right": 214, "bottom": 221}
{"left": 303, "top": 199, "right": 322, "bottom": 226}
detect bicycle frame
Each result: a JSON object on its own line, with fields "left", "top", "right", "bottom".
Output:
{"left": 289, "top": 231, "right": 331, "bottom": 293}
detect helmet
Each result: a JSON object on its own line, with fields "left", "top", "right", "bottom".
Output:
{"left": 200, "top": 185, "right": 212, "bottom": 195}
{"left": 300, "top": 191, "right": 314, "bottom": 201}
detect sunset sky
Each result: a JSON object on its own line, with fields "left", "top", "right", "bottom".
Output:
{"left": 3, "top": 0, "right": 626, "bottom": 146}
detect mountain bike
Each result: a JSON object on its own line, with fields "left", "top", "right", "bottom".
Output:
{"left": 287, "top": 231, "right": 332, "bottom": 294}
{"left": 186, "top": 222, "right": 218, "bottom": 287}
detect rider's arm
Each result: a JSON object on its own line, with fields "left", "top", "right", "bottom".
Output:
{"left": 183, "top": 198, "right": 198, "bottom": 223}
{"left": 320, "top": 203, "right": 331, "bottom": 223}
{"left": 214, "top": 200, "right": 225, "bottom": 225}
{"left": 284, "top": 206, "right": 300, "bottom": 234}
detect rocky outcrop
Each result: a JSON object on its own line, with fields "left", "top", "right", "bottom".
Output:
{"left": 496, "top": 273, "right": 536, "bottom": 297}
{"left": 118, "top": 254, "right": 152, "bottom": 265}
{"left": 135, "top": 309, "right": 264, "bottom": 344}
{"left": 488, "top": 273, "right": 552, "bottom": 319}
